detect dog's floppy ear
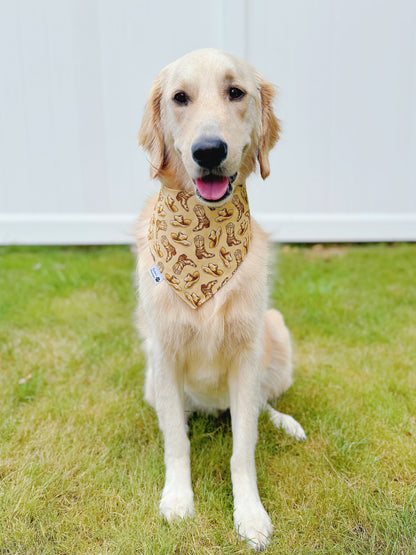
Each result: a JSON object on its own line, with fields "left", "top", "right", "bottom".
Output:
{"left": 138, "top": 78, "right": 166, "bottom": 179}
{"left": 257, "top": 80, "right": 280, "bottom": 180}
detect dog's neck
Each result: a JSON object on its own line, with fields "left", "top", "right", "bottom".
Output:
{"left": 148, "top": 183, "right": 252, "bottom": 309}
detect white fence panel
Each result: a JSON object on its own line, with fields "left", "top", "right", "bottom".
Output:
{"left": 0, "top": 0, "right": 415, "bottom": 244}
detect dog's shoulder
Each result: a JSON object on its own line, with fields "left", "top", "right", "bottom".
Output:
{"left": 136, "top": 193, "right": 158, "bottom": 253}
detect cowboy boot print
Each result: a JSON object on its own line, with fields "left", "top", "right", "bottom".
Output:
{"left": 201, "top": 280, "right": 218, "bottom": 300}
{"left": 176, "top": 191, "right": 193, "bottom": 211}
{"left": 234, "top": 249, "right": 243, "bottom": 269}
{"left": 193, "top": 204, "right": 210, "bottom": 231}
{"left": 194, "top": 235, "right": 215, "bottom": 259}
{"left": 165, "top": 195, "right": 178, "bottom": 213}
{"left": 173, "top": 254, "right": 197, "bottom": 275}
{"left": 155, "top": 219, "right": 167, "bottom": 238}
{"left": 226, "top": 222, "right": 241, "bottom": 246}
{"left": 232, "top": 194, "right": 245, "bottom": 221}
{"left": 238, "top": 219, "right": 248, "bottom": 235}
{"left": 160, "top": 235, "right": 177, "bottom": 262}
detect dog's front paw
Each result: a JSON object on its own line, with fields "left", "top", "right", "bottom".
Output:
{"left": 234, "top": 503, "right": 273, "bottom": 551}
{"left": 160, "top": 489, "right": 194, "bottom": 522}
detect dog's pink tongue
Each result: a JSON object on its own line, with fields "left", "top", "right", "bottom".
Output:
{"left": 195, "top": 177, "right": 228, "bottom": 201}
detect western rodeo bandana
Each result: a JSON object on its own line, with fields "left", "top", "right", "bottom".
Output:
{"left": 148, "top": 183, "right": 251, "bottom": 309}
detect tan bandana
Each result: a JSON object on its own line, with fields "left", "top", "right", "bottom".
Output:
{"left": 148, "top": 183, "right": 251, "bottom": 309}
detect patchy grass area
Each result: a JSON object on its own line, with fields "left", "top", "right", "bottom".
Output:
{"left": 0, "top": 244, "right": 415, "bottom": 554}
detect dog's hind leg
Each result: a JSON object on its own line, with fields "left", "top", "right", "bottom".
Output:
{"left": 261, "top": 309, "right": 293, "bottom": 399}
{"left": 261, "top": 309, "right": 306, "bottom": 441}
{"left": 267, "top": 404, "right": 306, "bottom": 441}
{"left": 143, "top": 338, "right": 156, "bottom": 409}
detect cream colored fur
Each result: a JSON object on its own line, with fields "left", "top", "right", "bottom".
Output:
{"left": 135, "top": 49, "right": 305, "bottom": 551}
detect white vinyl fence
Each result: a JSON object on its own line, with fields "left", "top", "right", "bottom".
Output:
{"left": 1, "top": 0, "right": 415, "bottom": 244}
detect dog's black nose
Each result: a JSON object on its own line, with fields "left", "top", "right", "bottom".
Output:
{"left": 192, "top": 138, "right": 228, "bottom": 170}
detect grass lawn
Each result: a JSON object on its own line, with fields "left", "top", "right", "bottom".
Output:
{"left": 0, "top": 243, "right": 415, "bottom": 554}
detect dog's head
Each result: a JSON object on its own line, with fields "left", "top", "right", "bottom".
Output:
{"left": 139, "top": 49, "right": 280, "bottom": 205}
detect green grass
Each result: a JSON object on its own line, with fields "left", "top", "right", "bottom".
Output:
{"left": 0, "top": 243, "right": 415, "bottom": 554}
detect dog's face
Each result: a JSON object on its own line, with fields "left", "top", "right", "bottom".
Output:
{"left": 139, "top": 49, "right": 280, "bottom": 205}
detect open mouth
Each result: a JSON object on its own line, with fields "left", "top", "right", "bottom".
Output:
{"left": 194, "top": 173, "right": 237, "bottom": 203}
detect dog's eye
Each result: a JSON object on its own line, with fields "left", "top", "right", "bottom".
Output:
{"left": 228, "top": 87, "right": 246, "bottom": 101}
{"left": 173, "top": 92, "right": 189, "bottom": 106}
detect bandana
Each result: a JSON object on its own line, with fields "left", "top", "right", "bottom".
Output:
{"left": 148, "top": 183, "right": 251, "bottom": 309}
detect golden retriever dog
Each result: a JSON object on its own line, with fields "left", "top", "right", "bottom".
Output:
{"left": 135, "top": 49, "right": 305, "bottom": 551}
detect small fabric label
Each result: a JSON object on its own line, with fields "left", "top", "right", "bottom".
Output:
{"left": 148, "top": 264, "right": 164, "bottom": 285}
